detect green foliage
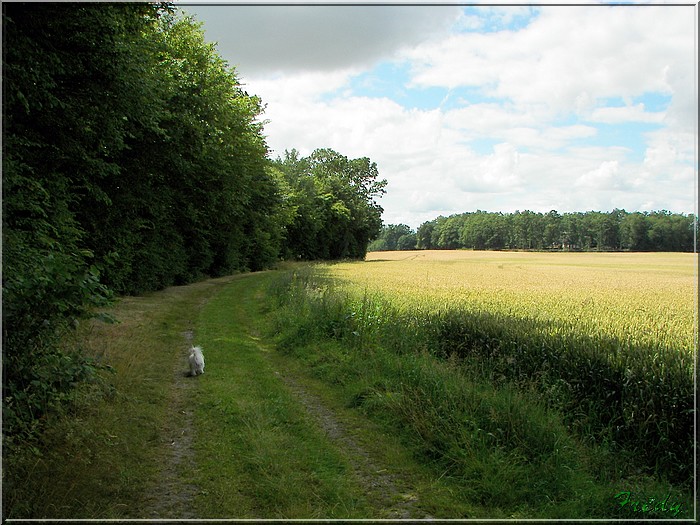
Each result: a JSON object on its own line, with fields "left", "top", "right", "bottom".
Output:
{"left": 1, "top": 4, "right": 289, "bottom": 443}
{"left": 2, "top": 2, "right": 387, "bottom": 450}
{"left": 368, "top": 224, "right": 417, "bottom": 251}
{"left": 273, "top": 148, "right": 387, "bottom": 260}
{"left": 409, "top": 209, "right": 697, "bottom": 252}
{"left": 2, "top": 1, "right": 152, "bottom": 439}
{"left": 78, "top": 12, "right": 285, "bottom": 291}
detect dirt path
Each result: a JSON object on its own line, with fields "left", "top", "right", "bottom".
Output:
{"left": 140, "top": 278, "right": 235, "bottom": 519}
{"left": 274, "top": 370, "right": 431, "bottom": 519}
{"left": 246, "top": 291, "right": 432, "bottom": 519}
{"left": 142, "top": 331, "right": 199, "bottom": 519}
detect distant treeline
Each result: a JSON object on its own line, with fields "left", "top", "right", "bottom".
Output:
{"left": 369, "top": 209, "right": 697, "bottom": 252}
{"left": 3, "top": 4, "right": 384, "bottom": 439}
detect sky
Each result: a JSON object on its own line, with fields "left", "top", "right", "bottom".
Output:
{"left": 178, "top": 1, "right": 698, "bottom": 230}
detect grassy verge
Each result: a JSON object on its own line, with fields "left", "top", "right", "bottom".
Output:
{"left": 190, "top": 270, "right": 508, "bottom": 518}
{"left": 193, "top": 274, "right": 540, "bottom": 519}
{"left": 264, "top": 264, "right": 694, "bottom": 519}
{"left": 4, "top": 267, "right": 693, "bottom": 520}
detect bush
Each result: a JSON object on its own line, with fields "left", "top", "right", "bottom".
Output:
{"left": 2, "top": 245, "right": 114, "bottom": 439}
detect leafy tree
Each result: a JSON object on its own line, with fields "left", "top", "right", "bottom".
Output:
{"left": 2, "top": 1, "right": 166, "bottom": 437}
{"left": 543, "top": 210, "right": 562, "bottom": 249}
{"left": 367, "top": 238, "right": 389, "bottom": 252}
{"left": 511, "top": 210, "right": 544, "bottom": 249}
{"left": 458, "top": 211, "right": 507, "bottom": 250}
{"left": 275, "top": 148, "right": 386, "bottom": 260}
{"left": 647, "top": 211, "right": 695, "bottom": 252}
{"left": 412, "top": 209, "right": 695, "bottom": 253}
{"left": 620, "top": 212, "right": 651, "bottom": 251}
{"left": 560, "top": 213, "right": 580, "bottom": 250}
{"left": 577, "top": 212, "right": 598, "bottom": 250}
{"left": 369, "top": 224, "right": 414, "bottom": 251}
{"left": 396, "top": 232, "right": 418, "bottom": 250}
{"left": 2, "top": 4, "right": 288, "bottom": 440}
{"left": 95, "top": 13, "right": 282, "bottom": 288}
{"left": 416, "top": 221, "right": 436, "bottom": 250}
{"left": 437, "top": 215, "right": 463, "bottom": 249}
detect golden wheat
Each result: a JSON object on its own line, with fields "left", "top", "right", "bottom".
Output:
{"left": 327, "top": 250, "right": 697, "bottom": 354}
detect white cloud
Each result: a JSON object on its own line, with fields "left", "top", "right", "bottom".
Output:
{"left": 403, "top": 6, "right": 693, "bottom": 121}
{"left": 588, "top": 104, "right": 666, "bottom": 124}
{"left": 444, "top": 103, "right": 597, "bottom": 152}
{"left": 252, "top": 69, "right": 358, "bottom": 105}
{"left": 642, "top": 130, "right": 697, "bottom": 185}
{"left": 182, "top": 4, "right": 696, "bottom": 228}
{"left": 444, "top": 103, "right": 535, "bottom": 132}
{"left": 466, "top": 142, "right": 521, "bottom": 192}
{"left": 575, "top": 160, "right": 621, "bottom": 189}
{"left": 501, "top": 125, "right": 598, "bottom": 151}
{"left": 184, "top": 5, "right": 460, "bottom": 76}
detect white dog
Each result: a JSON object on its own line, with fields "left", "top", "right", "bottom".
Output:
{"left": 189, "top": 345, "right": 205, "bottom": 376}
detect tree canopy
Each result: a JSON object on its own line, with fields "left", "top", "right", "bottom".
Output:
{"left": 372, "top": 210, "right": 697, "bottom": 252}
{"left": 272, "top": 148, "right": 386, "bottom": 260}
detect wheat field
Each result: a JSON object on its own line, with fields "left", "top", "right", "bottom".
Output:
{"left": 273, "top": 250, "right": 696, "bottom": 488}
{"left": 328, "top": 250, "right": 697, "bottom": 355}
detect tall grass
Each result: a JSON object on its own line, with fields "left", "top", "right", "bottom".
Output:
{"left": 267, "top": 258, "right": 695, "bottom": 490}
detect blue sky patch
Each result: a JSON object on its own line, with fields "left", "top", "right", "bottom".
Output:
{"left": 326, "top": 61, "right": 496, "bottom": 112}
{"left": 469, "top": 137, "right": 502, "bottom": 155}
{"left": 634, "top": 92, "right": 672, "bottom": 112}
{"left": 575, "top": 121, "right": 663, "bottom": 162}
{"left": 456, "top": 6, "right": 540, "bottom": 34}
{"left": 596, "top": 93, "right": 671, "bottom": 112}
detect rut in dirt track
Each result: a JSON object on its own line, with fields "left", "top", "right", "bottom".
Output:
{"left": 270, "top": 357, "right": 433, "bottom": 519}
{"left": 142, "top": 329, "right": 199, "bottom": 519}
{"left": 247, "top": 285, "right": 433, "bottom": 519}
{"left": 142, "top": 275, "right": 432, "bottom": 519}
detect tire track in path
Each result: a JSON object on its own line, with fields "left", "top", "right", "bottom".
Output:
{"left": 272, "top": 368, "right": 433, "bottom": 520}
{"left": 140, "top": 277, "right": 236, "bottom": 519}
{"left": 142, "top": 330, "right": 199, "bottom": 519}
{"left": 144, "top": 273, "right": 433, "bottom": 519}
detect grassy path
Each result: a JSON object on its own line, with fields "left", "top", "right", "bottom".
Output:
{"left": 3, "top": 275, "right": 238, "bottom": 519}
{"left": 19, "top": 269, "right": 691, "bottom": 520}
{"left": 190, "top": 271, "right": 436, "bottom": 519}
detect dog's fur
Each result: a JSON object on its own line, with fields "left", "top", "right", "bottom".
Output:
{"left": 189, "top": 345, "right": 205, "bottom": 376}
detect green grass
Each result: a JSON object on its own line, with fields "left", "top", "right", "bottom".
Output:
{"left": 191, "top": 270, "right": 527, "bottom": 518}
{"left": 2, "top": 276, "right": 236, "bottom": 519}
{"left": 277, "top": 258, "right": 695, "bottom": 486}
{"left": 4, "top": 267, "right": 694, "bottom": 520}
{"left": 190, "top": 272, "right": 371, "bottom": 518}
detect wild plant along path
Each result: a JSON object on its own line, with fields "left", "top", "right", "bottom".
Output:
{"left": 146, "top": 272, "right": 431, "bottom": 519}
